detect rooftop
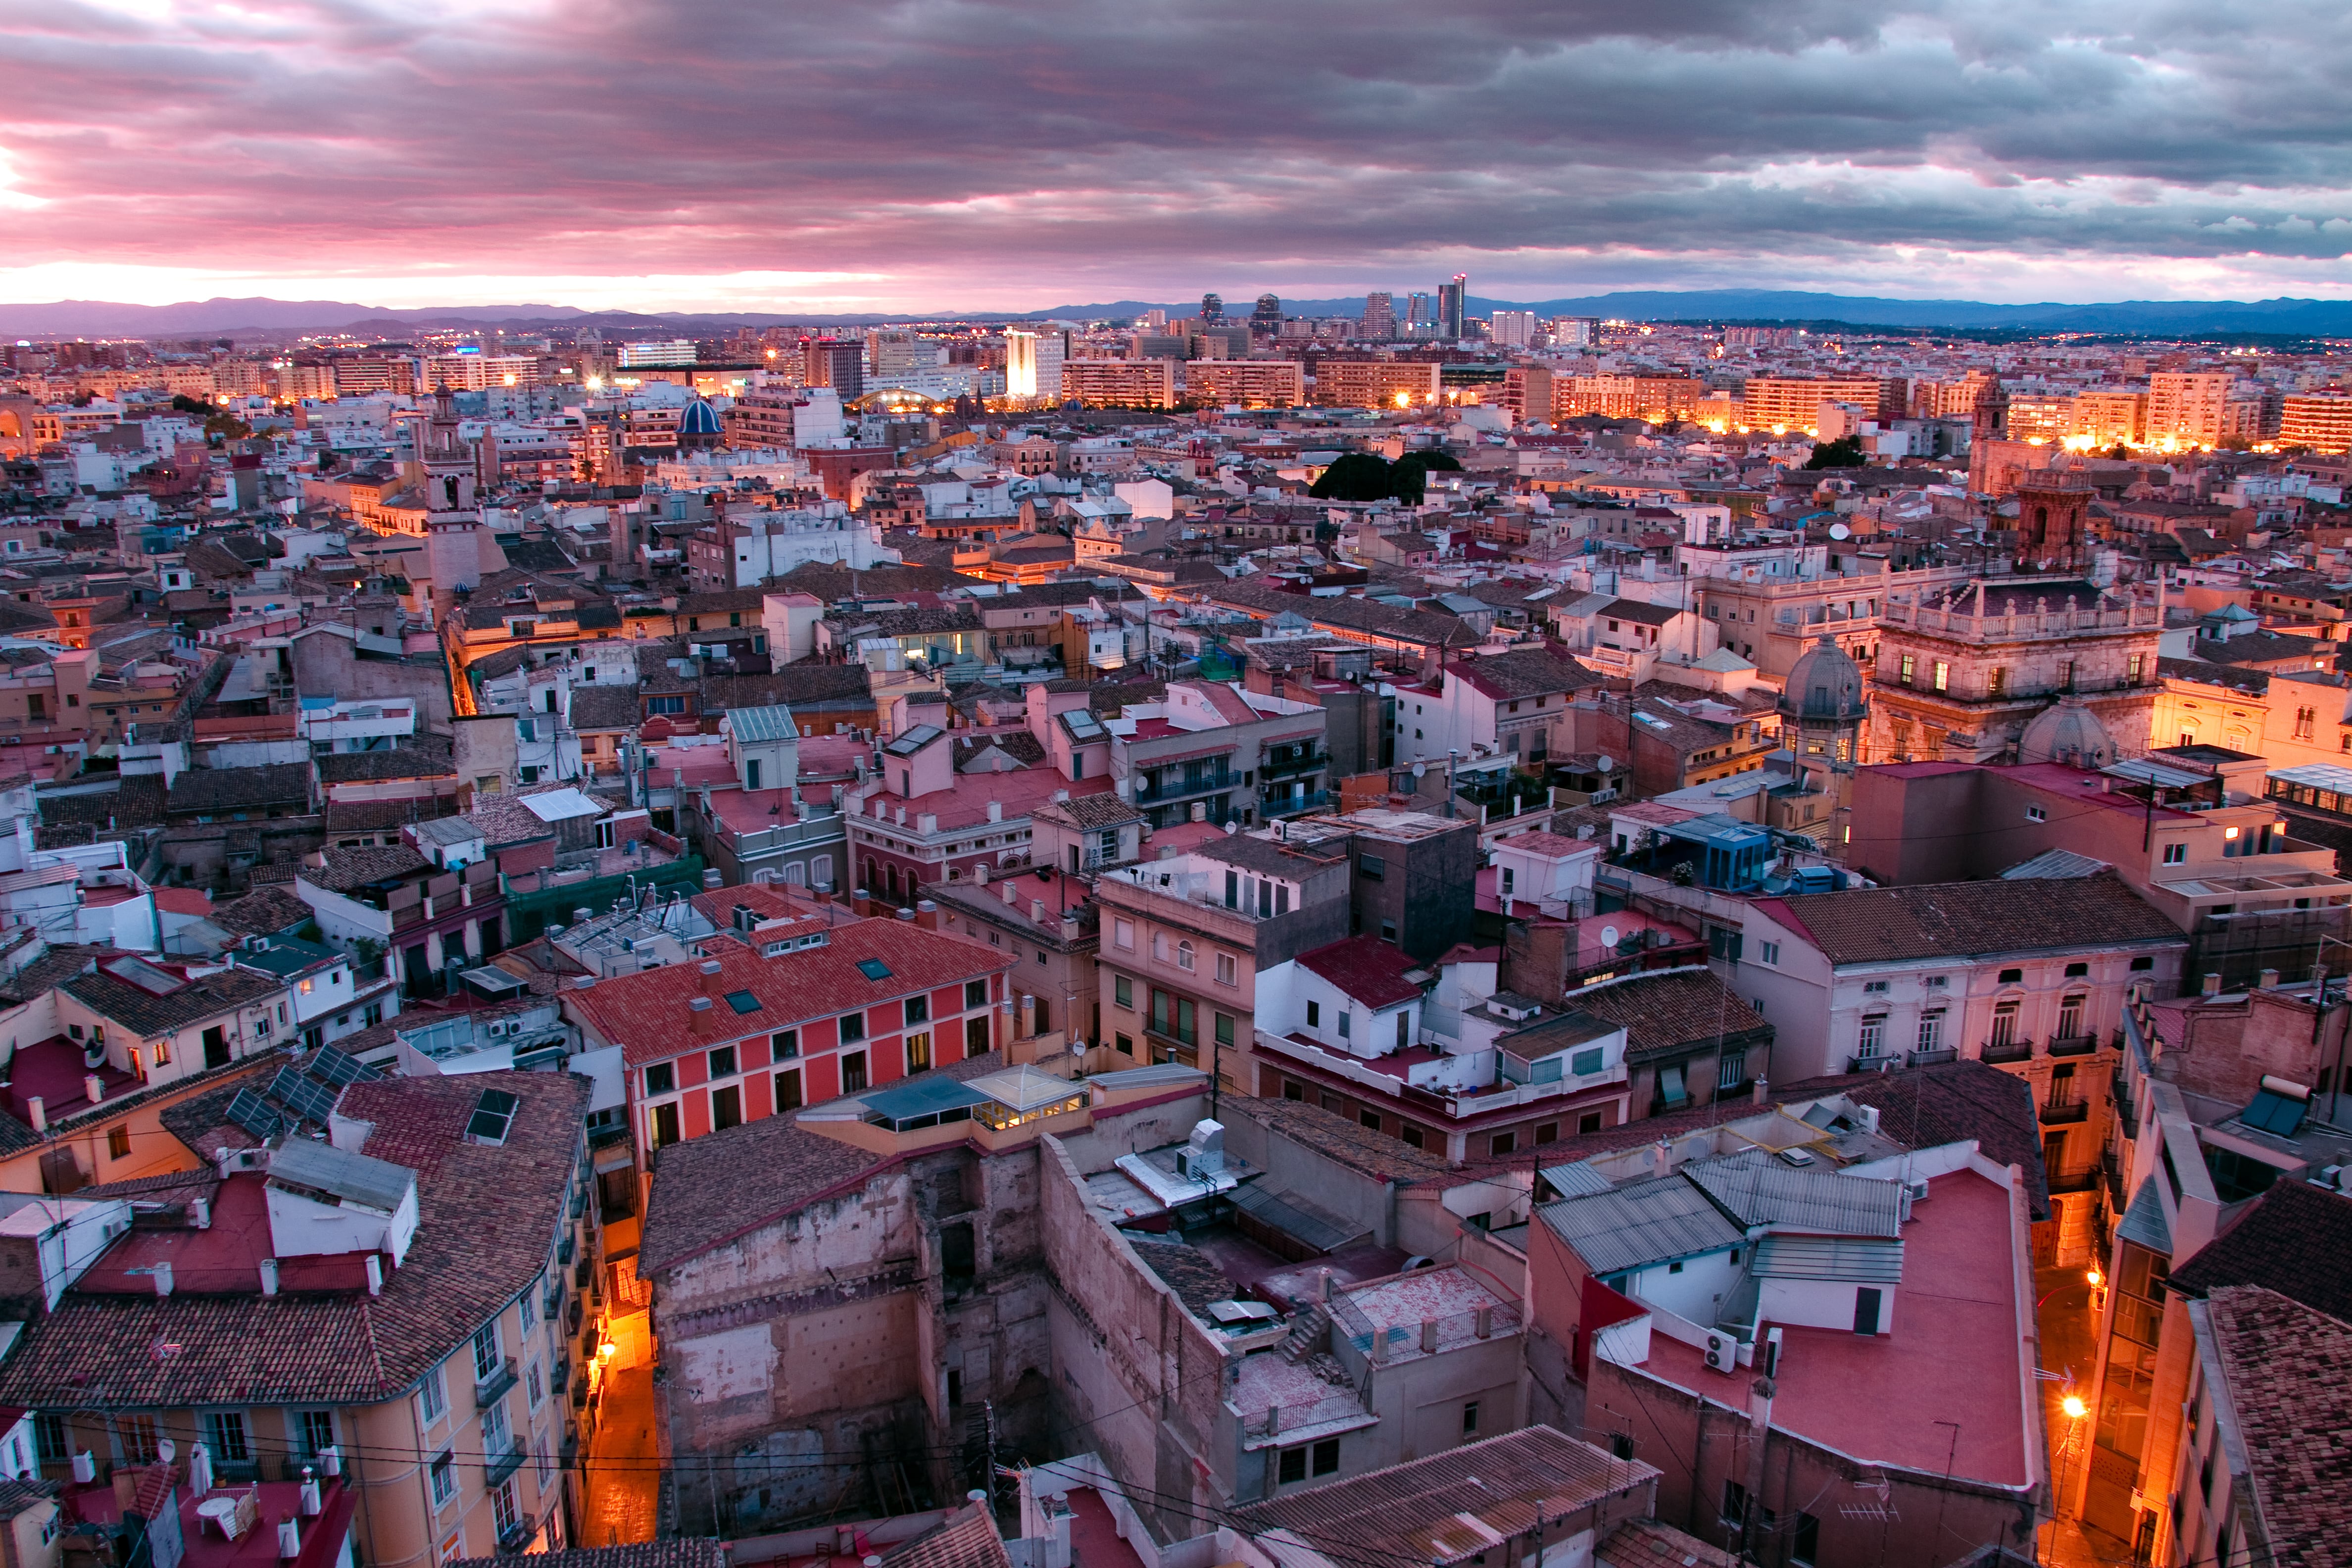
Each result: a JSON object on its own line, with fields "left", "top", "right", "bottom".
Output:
{"left": 1759, "top": 871, "right": 2183, "bottom": 966}
{"left": 2201, "top": 1284, "right": 2352, "bottom": 1567}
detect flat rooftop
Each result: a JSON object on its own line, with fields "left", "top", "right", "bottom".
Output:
{"left": 1609, "top": 1170, "right": 2030, "bottom": 1486}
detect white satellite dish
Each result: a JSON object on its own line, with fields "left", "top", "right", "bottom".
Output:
{"left": 1594, "top": 754, "right": 1616, "bottom": 775}
{"left": 1600, "top": 925, "right": 1620, "bottom": 949}
{"left": 1412, "top": 762, "right": 1427, "bottom": 779}
{"left": 1828, "top": 523, "right": 1851, "bottom": 540}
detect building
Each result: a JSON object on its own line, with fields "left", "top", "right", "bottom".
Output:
{"left": 1488, "top": 310, "right": 1537, "bottom": 347}
{"left": 1060, "top": 360, "right": 1176, "bottom": 409}
{"left": 1361, "top": 294, "right": 1396, "bottom": 339}
{"left": 1437, "top": 275, "right": 1467, "bottom": 340}
{"left": 1005, "top": 329, "right": 1067, "bottom": 401}
{"left": 1313, "top": 360, "right": 1443, "bottom": 410}
{"left": 1527, "top": 1076, "right": 2047, "bottom": 1567}
{"left": 2147, "top": 372, "right": 2236, "bottom": 449}
{"left": 566, "top": 910, "right": 1014, "bottom": 1158}
{"left": 2280, "top": 391, "right": 2352, "bottom": 452}
{"left": 1737, "top": 377, "right": 1906, "bottom": 432}
{"left": 1390, "top": 648, "right": 1603, "bottom": 768}
{"left": 1870, "top": 577, "right": 2161, "bottom": 766}
{"left": 802, "top": 340, "right": 864, "bottom": 399}
{"left": 0, "top": 1069, "right": 599, "bottom": 1564}
{"left": 1107, "top": 679, "right": 1331, "bottom": 830}
{"left": 1180, "top": 361, "right": 1305, "bottom": 407}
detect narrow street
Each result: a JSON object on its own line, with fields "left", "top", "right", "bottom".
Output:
{"left": 2034, "top": 1266, "right": 2137, "bottom": 1568}
{"left": 582, "top": 1215, "right": 662, "bottom": 1547}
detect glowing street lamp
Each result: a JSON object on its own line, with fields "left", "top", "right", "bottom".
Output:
{"left": 2061, "top": 1394, "right": 2087, "bottom": 1420}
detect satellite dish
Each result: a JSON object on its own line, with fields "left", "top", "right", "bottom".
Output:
{"left": 1595, "top": 754, "right": 1616, "bottom": 775}
{"left": 1829, "top": 523, "right": 1851, "bottom": 540}
{"left": 1412, "top": 762, "right": 1427, "bottom": 779}
{"left": 1600, "top": 925, "right": 1620, "bottom": 950}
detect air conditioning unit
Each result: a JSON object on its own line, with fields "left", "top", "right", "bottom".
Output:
{"left": 1703, "top": 1329, "right": 1736, "bottom": 1373}
{"left": 1905, "top": 1177, "right": 1931, "bottom": 1203}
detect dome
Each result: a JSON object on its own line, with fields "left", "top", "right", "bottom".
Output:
{"left": 2018, "top": 695, "right": 2117, "bottom": 768}
{"left": 676, "top": 396, "right": 724, "bottom": 451}
{"left": 1779, "top": 634, "right": 1866, "bottom": 723}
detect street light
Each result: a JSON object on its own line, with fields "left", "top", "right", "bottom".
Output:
{"left": 2061, "top": 1394, "right": 2087, "bottom": 1420}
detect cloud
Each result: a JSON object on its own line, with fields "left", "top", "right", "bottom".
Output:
{"left": 0, "top": 0, "right": 2349, "bottom": 309}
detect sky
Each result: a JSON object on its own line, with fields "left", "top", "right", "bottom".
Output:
{"left": 4, "top": 0, "right": 2352, "bottom": 314}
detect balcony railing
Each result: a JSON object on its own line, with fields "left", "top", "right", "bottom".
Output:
{"left": 1135, "top": 770, "right": 1234, "bottom": 805}
{"left": 1263, "top": 790, "right": 1331, "bottom": 819}
{"left": 1979, "top": 1037, "right": 2033, "bottom": 1065}
{"left": 2047, "top": 1033, "right": 2103, "bottom": 1058}
{"left": 1909, "top": 1046, "right": 1959, "bottom": 1067}
{"left": 484, "top": 1437, "right": 527, "bottom": 1486}
{"left": 2039, "top": 1099, "right": 2090, "bottom": 1125}
{"left": 1848, "top": 1052, "right": 1896, "bottom": 1074}
{"left": 474, "top": 1356, "right": 519, "bottom": 1410}
{"left": 1260, "top": 749, "right": 1329, "bottom": 780}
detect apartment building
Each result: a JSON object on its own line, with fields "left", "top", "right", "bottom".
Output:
{"left": 1102, "top": 680, "right": 1330, "bottom": 829}
{"left": 1181, "top": 361, "right": 1305, "bottom": 407}
{"left": 2146, "top": 372, "right": 2237, "bottom": 449}
{"left": 1389, "top": 648, "right": 1603, "bottom": 767}
{"left": 1737, "top": 376, "right": 1907, "bottom": 431}
{"left": 846, "top": 722, "right": 1116, "bottom": 902}
{"left": 0, "top": 1070, "right": 600, "bottom": 1564}
{"left": 1312, "top": 360, "right": 1443, "bottom": 409}
{"left": 2280, "top": 391, "right": 2352, "bottom": 452}
{"left": 1061, "top": 360, "right": 1178, "bottom": 409}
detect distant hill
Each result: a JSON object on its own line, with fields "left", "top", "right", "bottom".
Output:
{"left": 7, "top": 289, "right": 2352, "bottom": 339}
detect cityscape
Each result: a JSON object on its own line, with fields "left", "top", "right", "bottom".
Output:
{"left": 1, "top": 7, "right": 2351, "bottom": 1568}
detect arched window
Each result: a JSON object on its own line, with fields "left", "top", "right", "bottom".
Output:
{"left": 1176, "top": 940, "right": 1195, "bottom": 972}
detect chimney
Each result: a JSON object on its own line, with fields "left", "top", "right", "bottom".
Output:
{"left": 1420, "top": 1319, "right": 1438, "bottom": 1354}
{"left": 151, "top": 1262, "right": 173, "bottom": 1297}
{"left": 2202, "top": 972, "right": 2223, "bottom": 996}
{"left": 2259, "top": 968, "right": 2280, "bottom": 989}
{"left": 1752, "top": 1077, "right": 1769, "bottom": 1107}
{"left": 85, "top": 1073, "right": 102, "bottom": 1105}
{"left": 298, "top": 1470, "right": 321, "bottom": 1517}
{"left": 1002, "top": 881, "right": 1019, "bottom": 908}
{"left": 986, "top": 800, "right": 1003, "bottom": 823}
{"left": 1316, "top": 1269, "right": 1332, "bottom": 1303}
{"left": 1474, "top": 1304, "right": 1493, "bottom": 1339}
{"left": 975, "top": 863, "right": 990, "bottom": 885}
{"left": 259, "top": 1258, "right": 280, "bottom": 1295}
{"left": 27, "top": 1097, "right": 43, "bottom": 1134}
{"left": 1372, "top": 1327, "right": 1390, "bottom": 1363}
{"left": 277, "top": 1518, "right": 300, "bottom": 1560}
{"left": 1653, "top": 1138, "right": 1672, "bottom": 1176}
{"left": 1031, "top": 898, "right": 1048, "bottom": 923}
{"left": 192, "top": 1196, "right": 211, "bottom": 1229}
{"left": 691, "top": 997, "right": 716, "bottom": 1035}
{"left": 895, "top": 906, "right": 915, "bottom": 921}
{"left": 917, "top": 899, "right": 938, "bottom": 929}
{"left": 364, "top": 1255, "right": 383, "bottom": 1296}
{"left": 699, "top": 959, "right": 723, "bottom": 995}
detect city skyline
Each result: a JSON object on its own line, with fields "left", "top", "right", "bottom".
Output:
{"left": 4, "top": 0, "right": 2352, "bottom": 313}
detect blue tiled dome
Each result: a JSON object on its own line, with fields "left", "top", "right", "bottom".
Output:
{"left": 678, "top": 397, "right": 723, "bottom": 437}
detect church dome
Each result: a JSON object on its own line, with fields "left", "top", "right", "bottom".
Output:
{"left": 1779, "top": 634, "right": 1866, "bottom": 722}
{"left": 677, "top": 397, "right": 724, "bottom": 450}
{"left": 2019, "top": 695, "right": 2117, "bottom": 768}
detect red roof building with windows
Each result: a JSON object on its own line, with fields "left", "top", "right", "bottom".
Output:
{"left": 563, "top": 911, "right": 1016, "bottom": 1156}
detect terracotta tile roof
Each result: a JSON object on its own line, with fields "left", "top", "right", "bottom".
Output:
{"left": 0, "top": 1070, "right": 587, "bottom": 1410}
{"left": 63, "top": 960, "right": 285, "bottom": 1038}
{"left": 316, "top": 737, "right": 455, "bottom": 784}
{"left": 1762, "top": 872, "right": 2183, "bottom": 966}
{"left": 450, "top": 1545, "right": 725, "bottom": 1568}
{"left": 1034, "top": 793, "right": 1144, "bottom": 832}
{"left": 0, "top": 1479, "right": 57, "bottom": 1524}
{"left": 1216, "top": 1095, "right": 1454, "bottom": 1185}
{"left": 568, "top": 916, "right": 1013, "bottom": 1068}
{"left": 165, "top": 763, "right": 314, "bottom": 816}
{"left": 1297, "top": 935, "right": 1424, "bottom": 1009}
{"left": 639, "top": 1052, "right": 1010, "bottom": 1276}
{"left": 0, "top": 942, "right": 117, "bottom": 1007}
{"left": 1227, "top": 1427, "right": 1658, "bottom": 1564}
{"left": 206, "top": 886, "right": 316, "bottom": 937}
{"left": 2203, "top": 1284, "right": 2352, "bottom": 1567}
{"left": 2169, "top": 1179, "right": 2352, "bottom": 1321}
{"left": 1564, "top": 967, "right": 1772, "bottom": 1066}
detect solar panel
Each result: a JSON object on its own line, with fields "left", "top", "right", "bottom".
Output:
{"left": 2242, "top": 1089, "right": 2309, "bottom": 1138}
{"left": 856, "top": 958, "right": 893, "bottom": 981}
{"left": 226, "top": 1089, "right": 281, "bottom": 1141}
{"left": 266, "top": 1067, "right": 338, "bottom": 1125}
{"left": 466, "top": 1087, "right": 520, "bottom": 1145}
{"left": 309, "top": 1047, "right": 381, "bottom": 1087}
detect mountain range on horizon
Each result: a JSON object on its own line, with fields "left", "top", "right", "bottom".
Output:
{"left": 8, "top": 289, "right": 2352, "bottom": 340}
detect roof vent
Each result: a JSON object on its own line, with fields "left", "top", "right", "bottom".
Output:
{"left": 465, "top": 1088, "right": 519, "bottom": 1146}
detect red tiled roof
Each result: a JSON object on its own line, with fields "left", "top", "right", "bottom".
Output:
{"left": 1760, "top": 871, "right": 2183, "bottom": 966}
{"left": 1297, "top": 935, "right": 1424, "bottom": 1009}
{"left": 569, "top": 914, "right": 1013, "bottom": 1066}
{"left": 2202, "top": 1285, "right": 2352, "bottom": 1566}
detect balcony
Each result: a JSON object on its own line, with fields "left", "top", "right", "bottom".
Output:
{"left": 1848, "top": 1053, "right": 1896, "bottom": 1074}
{"left": 1260, "top": 749, "right": 1329, "bottom": 780}
{"left": 2047, "top": 1033, "right": 2102, "bottom": 1058}
{"left": 474, "top": 1356, "right": 519, "bottom": 1410}
{"left": 1262, "top": 790, "right": 1331, "bottom": 819}
{"left": 1135, "top": 770, "right": 1234, "bottom": 805}
{"left": 1908, "top": 1046, "right": 1959, "bottom": 1068}
{"left": 484, "top": 1437, "right": 527, "bottom": 1487}
{"left": 1978, "top": 1037, "right": 2034, "bottom": 1065}
{"left": 2039, "top": 1099, "right": 2090, "bottom": 1125}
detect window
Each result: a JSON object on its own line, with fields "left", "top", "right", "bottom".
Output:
{"left": 2163, "top": 842, "right": 2187, "bottom": 864}
{"left": 1311, "top": 1438, "right": 1339, "bottom": 1476}
{"left": 1306, "top": 999, "right": 1321, "bottom": 1028}
{"left": 526, "top": 1361, "right": 545, "bottom": 1409}
{"left": 1718, "top": 1051, "right": 1746, "bottom": 1089}
{"left": 712, "top": 1085, "right": 741, "bottom": 1130}
{"left": 1216, "top": 953, "right": 1237, "bottom": 986}
{"left": 651, "top": 1102, "right": 680, "bottom": 1147}
{"left": 1932, "top": 660, "right": 1950, "bottom": 692}
{"left": 772, "top": 1029, "right": 799, "bottom": 1060}
{"left": 776, "top": 1069, "right": 803, "bottom": 1110}
{"left": 906, "top": 1031, "right": 932, "bottom": 1072}
{"left": 840, "top": 1011, "right": 866, "bottom": 1043}
{"left": 905, "top": 994, "right": 929, "bottom": 1025}
{"left": 419, "top": 1362, "right": 448, "bottom": 1425}
{"left": 1115, "top": 975, "right": 1133, "bottom": 1009}
{"left": 490, "top": 1480, "right": 519, "bottom": 1540}
{"left": 1758, "top": 941, "right": 1779, "bottom": 966}
{"left": 1859, "top": 1015, "right": 1886, "bottom": 1057}
{"left": 1360, "top": 1109, "right": 1381, "bottom": 1131}
{"left": 106, "top": 1124, "right": 130, "bottom": 1160}
{"left": 2027, "top": 805, "right": 2047, "bottom": 823}
{"left": 1215, "top": 1013, "right": 1235, "bottom": 1048}
{"left": 708, "top": 1045, "right": 737, "bottom": 1079}
{"left": 519, "top": 1289, "right": 536, "bottom": 1334}
{"left": 1490, "top": 1131, "right": 1516, "bottom": 1157}
{"left": 2058, "top": 994, "right": 2086, "bottom": 1041}
{"left": 1917, "top": 1011, "right": 1944, "bottom": 1051}
{"left": 204, "top": 1411, "right": 250, "bottom": 1464}
{"left": 1113, "top": 918, "right": 1134, "bottom": 950}
{"left": 1899, "top": 653, "right": 1916, "bottom": 687}
{"left": 1579, "top": 1112, "right": 1603, "bottom": 1135}
{"left": 2129, "top": 653, "right": 2146, "bottom": 684}
{"left": 1176, "top": 940, "right": 1195, "bottom": 972}
{"left": 1862, "top": 979, "right": 1889, "bottom": 993}
{"left": 842, "top": 1052, "right": 868, "bottom": 1092}
{"left": 1402, "top": 1125, "right": 1425, "bottom": 1148}
{"left": 1359, "top": 854, "right": 1385, "bottom": 881}
{"left": 1793, "top": 1512, "right": 1820, "bottom": 1566}
{"left": 430, "top": 1450, "right": 457, "bottom": 1507}
{"left": 1115, "top": 1034, "right": 1133, "bottom": 1056}
{"left": 473, "top": 1323, "right": 501, "bottom": 1381}
{"left": 1337, "top": 1010, "right": 1351, "bottom": 1039}
{"left": 2130, "top": 956, "right": 2155, "bottom": 972}
{"left": 1461, "top": 1401, "right": 1480, "bottom": 1435}
{"left": 645, "top": 1062, "right": 676, "bottom": 1096}
{"left": 1990, "top": 1000, "right": 2019, "bottom": 1049}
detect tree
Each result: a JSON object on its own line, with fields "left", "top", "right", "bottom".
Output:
{"left": 1804, "top": 435, "right": 1864, "bottom": 469}
{"left": 1310, "top": 452, "right": 1401, "bottom": 501}
{"left": 170, "top": 393, "right": 212, "bottom": 416}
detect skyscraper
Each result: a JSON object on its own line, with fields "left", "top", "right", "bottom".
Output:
{"left": 802, "top": 339, "right": 863, "bottom": 399}
{"left": 1201, "top": 293, "right": 1225, "bottom": 323}
{"left": 1489, "top": 310, "right": 1536, "bottom": 347}
{"left": 1006, "top": 328, "right": 1067, "bottom": 401}
{"left": 1407, "top": 293, "right": 1432, "bottom": 331}
{"left": 1361, "top": 293, "right": 1396, "bottom": 339}
{"left": 1249, "top": 294, "right": 1282, "bottom": 338}
{"left": 1438, "top": 274, "right": 1468, "bottom": 339}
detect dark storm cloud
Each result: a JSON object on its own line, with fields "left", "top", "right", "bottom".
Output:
{"left": 1, "top": 0, "right": 2350, "bottom": 292}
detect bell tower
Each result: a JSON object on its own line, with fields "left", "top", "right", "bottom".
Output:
{"left": 2015, "top": 468, "right": 2093, "bottom": 571}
